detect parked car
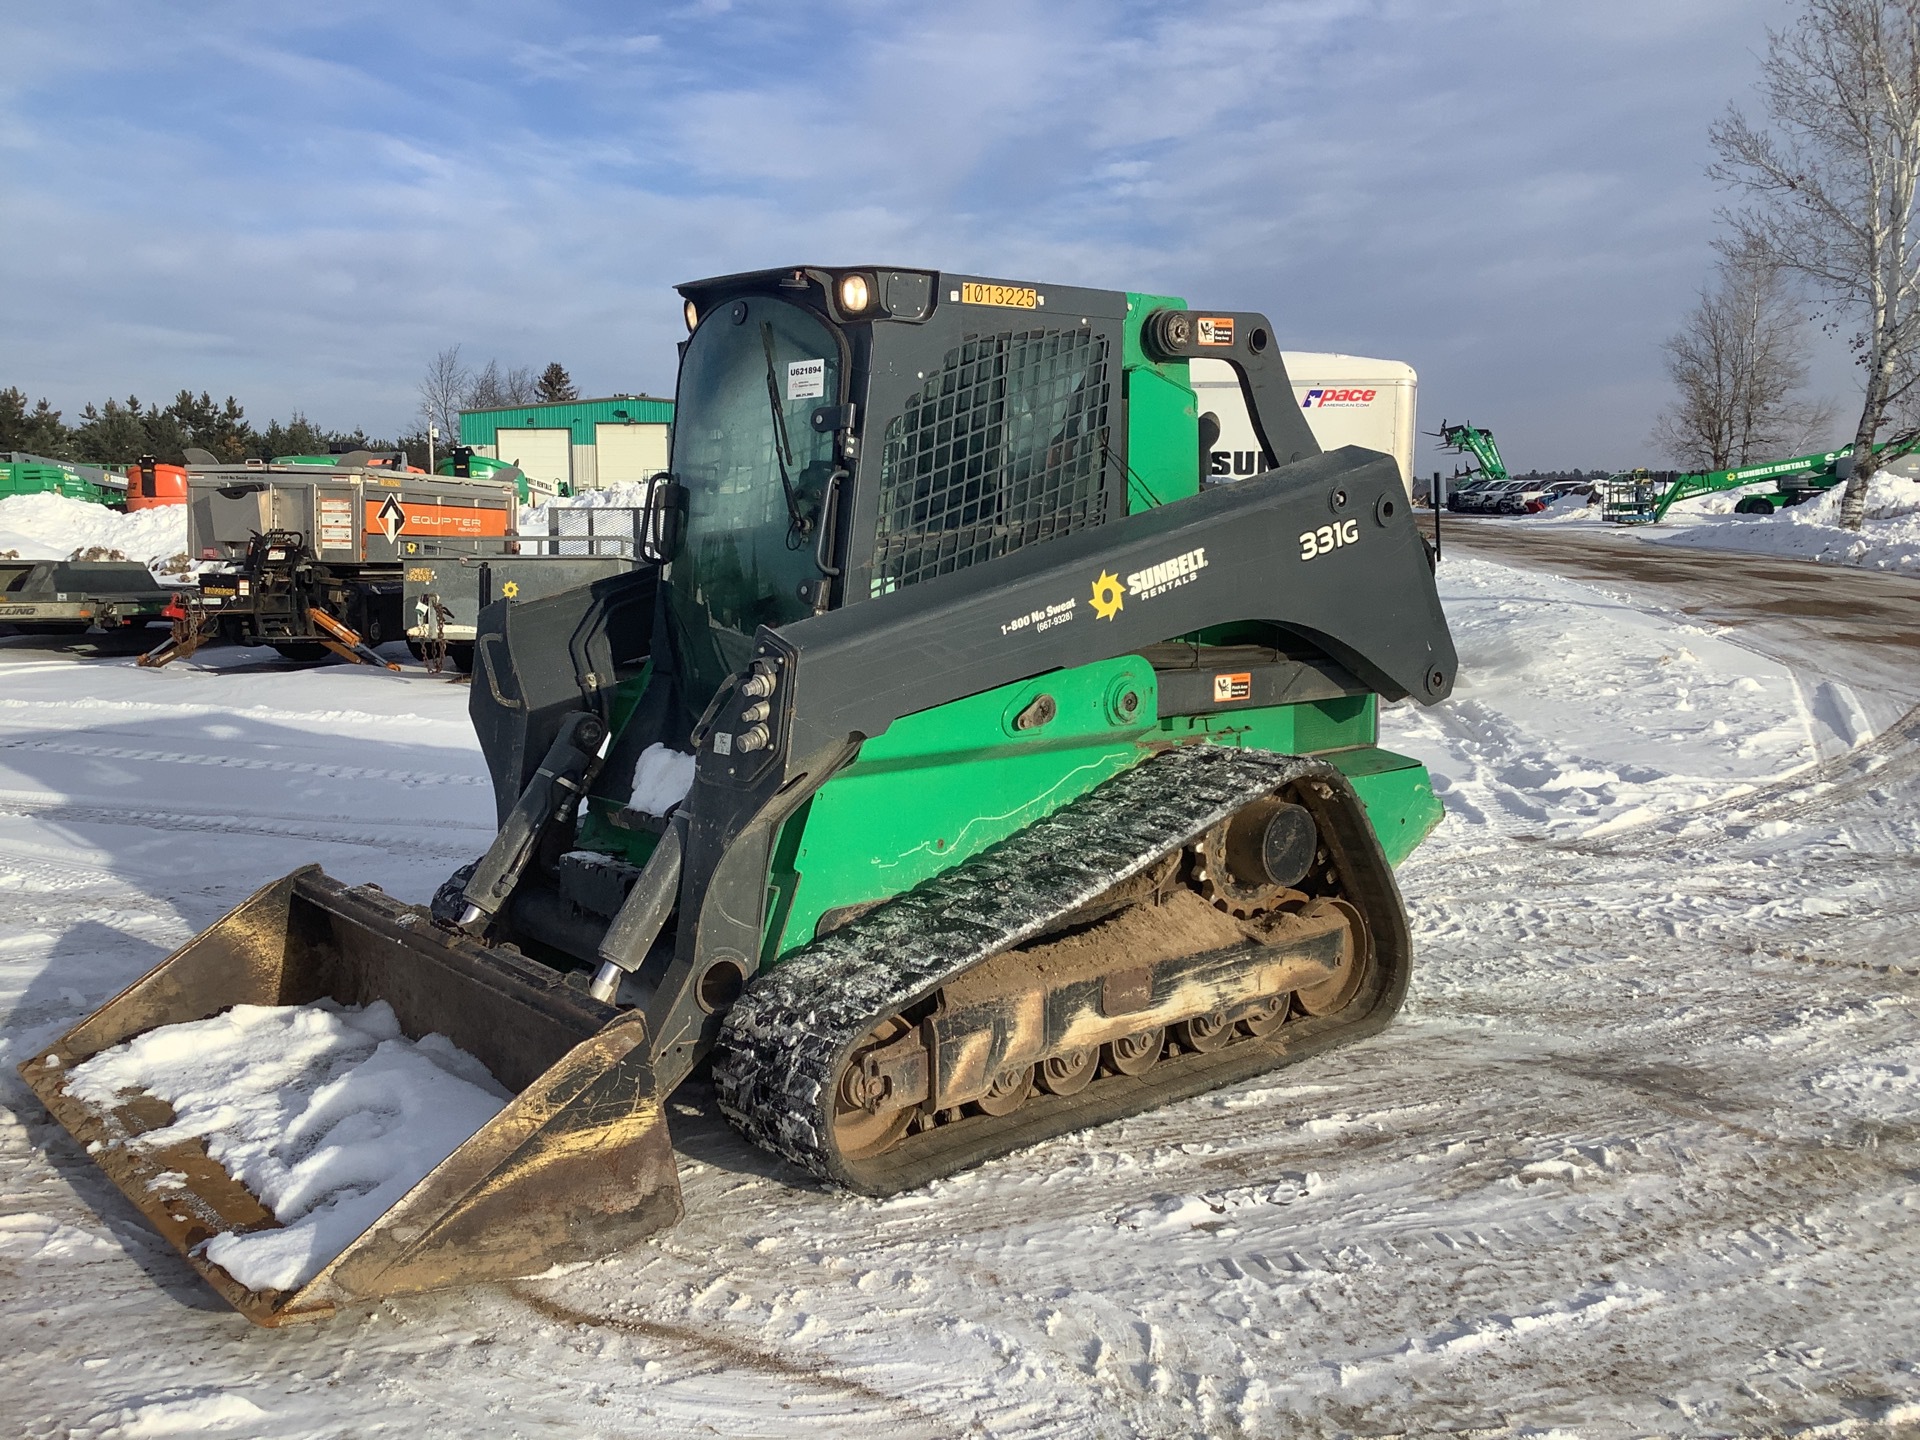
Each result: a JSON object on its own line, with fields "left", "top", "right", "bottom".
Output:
{"left": 1444, "top": 478, "right": 1494, "bottom": 512}
{"left": 1496, "top": 482, "right": 1551, "bottom": 514}
{"left": 1456, "top": 479, "right": 1529, "bottom": 514}
{"left": 1447, "top": 478, "right": 1509, "bottom": 513}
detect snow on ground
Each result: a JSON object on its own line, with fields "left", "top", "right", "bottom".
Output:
{"left": 2, "top": 556, "right": 1918, "bottom": 1437}
{"left": 0, "top": 494, "right": 189, "bottom": 573}
{"left": 66, "top": 999, "right": 510, "bottom": 1292}
{"left": 1655, "top": 472, "right": 1920, "bottom": 572}
{"left": 1394, "top": 556, "right": 1825, "bottom": 838}
{"left": 1530, "top": 492, "right": 1600, "bottom": 523}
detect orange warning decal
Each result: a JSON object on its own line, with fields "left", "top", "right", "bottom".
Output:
{"left": 1212, "top": 672, "right": 1252, "bottom": 702}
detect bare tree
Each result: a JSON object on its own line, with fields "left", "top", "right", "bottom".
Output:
{"left": 1652, "top": 245, "right": 1836, "bottom": 470}
{"left": 464, "top": 359, "right": 540, "bottom": 410}
{"left": 1709, "top": 0, "right": 1920, "bottom": 529}
{"left": 418, "top": 345, "right": 469, "bottom": 440}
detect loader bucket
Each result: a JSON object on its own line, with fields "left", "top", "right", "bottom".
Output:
{"left": 17, "top": 866, "right": 683, "bottom": 1326}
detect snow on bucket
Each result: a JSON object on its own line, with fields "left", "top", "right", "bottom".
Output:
{"left": 17, "top": 866, "right": 683, "bottom": 1325}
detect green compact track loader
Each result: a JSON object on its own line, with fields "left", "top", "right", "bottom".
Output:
{"left": 22, "top": 266, "right": 1458, "bottom": 1325}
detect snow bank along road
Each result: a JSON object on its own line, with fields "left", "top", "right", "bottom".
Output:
{"left": 1429, "top": 515, "right": 1920, "bottom": 714}
{"left": 2, "top": 559, "right": 1918, "bottom": 1439}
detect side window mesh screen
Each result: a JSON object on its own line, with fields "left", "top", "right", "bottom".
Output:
{"left": 874, "top": 328, "right": 1112, "bottom": 590}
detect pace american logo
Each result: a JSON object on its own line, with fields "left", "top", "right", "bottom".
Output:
{"left": 1301, "top": 387, "right": 1377, "bottom": 408}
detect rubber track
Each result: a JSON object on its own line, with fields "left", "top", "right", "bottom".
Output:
{"left": 712, "top": 745, "right": 1326, "bottom": 1187}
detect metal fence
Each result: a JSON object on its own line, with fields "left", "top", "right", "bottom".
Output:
{"left": 530, "top": 506, "right": 649, "bottom": 557}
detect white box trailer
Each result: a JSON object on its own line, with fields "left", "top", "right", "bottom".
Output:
{"left": 1191, "top": 352, "right": 1417, "bottom": 496}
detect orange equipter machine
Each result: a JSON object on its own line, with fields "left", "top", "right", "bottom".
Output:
{"left": 128, "top": 455, "right": 189, "bottom": 511}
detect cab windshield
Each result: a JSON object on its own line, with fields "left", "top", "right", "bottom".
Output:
{"left": 668, "top": 295, "right": 842, "bottom": 702}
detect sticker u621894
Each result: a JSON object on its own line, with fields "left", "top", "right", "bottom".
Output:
{"left": 1299, "top": 519, "right": 1359, "bottom": 560}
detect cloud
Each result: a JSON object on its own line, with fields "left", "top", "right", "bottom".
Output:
{"left": 0, "top": 0, "right": 1826, "bottom": 466}
{"left": 510, "top": 33, "right": 663, "bottom": 81}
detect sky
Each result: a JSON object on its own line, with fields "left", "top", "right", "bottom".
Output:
{"left": 0, "top": 0, "right": 1851, "bottom": 471}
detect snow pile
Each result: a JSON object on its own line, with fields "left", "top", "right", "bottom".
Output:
{"left": 65, "top": 999, "right": 509, "bottom": 1292}
{"left": 520, "top": 479, "right": 657, "bottom": 534}
{"left": 1381, "top": 555, "right": 1817, "bottom": 838}
{"left": 0, "top": 492, "right": 189, "bottom": 574}
{"left": 0, "top": 1212, "right": 121, "bottom": 1261}
{"left": 1530, "top": 491, "right": 1599, "bottom": 523}
{"left": 85, "top": 1389, "right": 268, "bottom": 1437}
{"left": 629, "top": 741, "right": 696, "bottom": 815}
{"left": 1655, "top": 472, "right": 1920, "bottom": 570}
{"left": 1660, "top": 487, "right": 1752, "bottom": 519}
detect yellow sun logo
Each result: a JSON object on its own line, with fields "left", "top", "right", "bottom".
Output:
{"left": 501, "top": 580, "right": 520, "bottom": 599}
{"left": 1090, "top": 570, "right": 1124, "bottom": 620}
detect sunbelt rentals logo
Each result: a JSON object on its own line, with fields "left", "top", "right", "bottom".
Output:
{"left": 1090, "top": 547, "right": 1209, "bottom": 619}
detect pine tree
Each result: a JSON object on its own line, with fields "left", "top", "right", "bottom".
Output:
{"left": 0, "top": 388, "right": 71, "bottom": 457}
{"left": 536, "top": 362, "right": 579, "bottom": 403}
{"left": 71, "top": 397, "right": 162, "bottom": 464}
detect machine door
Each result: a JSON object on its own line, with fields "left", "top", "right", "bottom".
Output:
{"left": 668, "top": 294, "right": 845, "bottom": 704}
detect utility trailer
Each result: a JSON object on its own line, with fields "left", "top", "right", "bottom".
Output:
{"left": 403, "top": 506, "right": 656, "bottom": 672}
{"left": 0, "top": 559, "right": 172, "bottom": 634}
{"left": 142, "top": 461, "right": 517, "bottom": 666}
{"left": 1191, "top": 353, "right": 1418, "bottom": 493}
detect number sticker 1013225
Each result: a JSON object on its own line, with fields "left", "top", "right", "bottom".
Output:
{"left": 1299, "top": 519, "right": 1359, "bottom": 561}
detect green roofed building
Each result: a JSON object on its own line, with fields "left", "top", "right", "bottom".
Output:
{"left": 458, "top": 394, "right": 673, "bottom": 494}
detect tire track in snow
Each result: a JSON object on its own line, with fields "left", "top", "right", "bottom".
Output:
{"left": 507, "top": 1284, "right": 978, "bottom": 1438}
{"left": 1544, "top": 700, "right": 1920, "bottom": 855}
{"left": 0, "top": 736, "right": 487, "bottom": 789}
{"left": 0, "top": 796, "right": 490, "bottom": 860}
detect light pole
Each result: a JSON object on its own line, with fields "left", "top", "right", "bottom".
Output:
{"left": 428, "top": 423, "right": 439, "bottom": 474}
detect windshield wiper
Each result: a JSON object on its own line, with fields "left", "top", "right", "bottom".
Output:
{"left": 759, "top": 322, "right": 811, "bottom": 548}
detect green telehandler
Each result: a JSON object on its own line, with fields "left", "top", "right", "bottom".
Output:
{"left": 22, "top": 266, "right": 1458, "bottom": 1325}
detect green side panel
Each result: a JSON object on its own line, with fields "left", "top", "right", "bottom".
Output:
{"left": 766, "top": 672, "right": 1445, "bottom": 961}
{"left": 1122, "top": 291, "right": 1199, "bottom": 512}
{"left": 768, "top": 655, "right": 1162, "bottom": 959}
{"left": 434, "top": 454, "right": 573, "bottom": 501}
{"left": 1329, "top": 748, "right": 1444, "bottom": 866}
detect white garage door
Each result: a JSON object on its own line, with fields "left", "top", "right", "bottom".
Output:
{"left": 492, "top": 428, "right": 572, "bottom": 491}
{"left": 594, "top": 423, "right": 670, "bottom": 486}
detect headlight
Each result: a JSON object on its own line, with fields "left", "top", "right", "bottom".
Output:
{"left": 838, "top": 273, "right": 871, "bottom": 313}
{"left": 683, "top": 299, "right": 699, "bottom": 331}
